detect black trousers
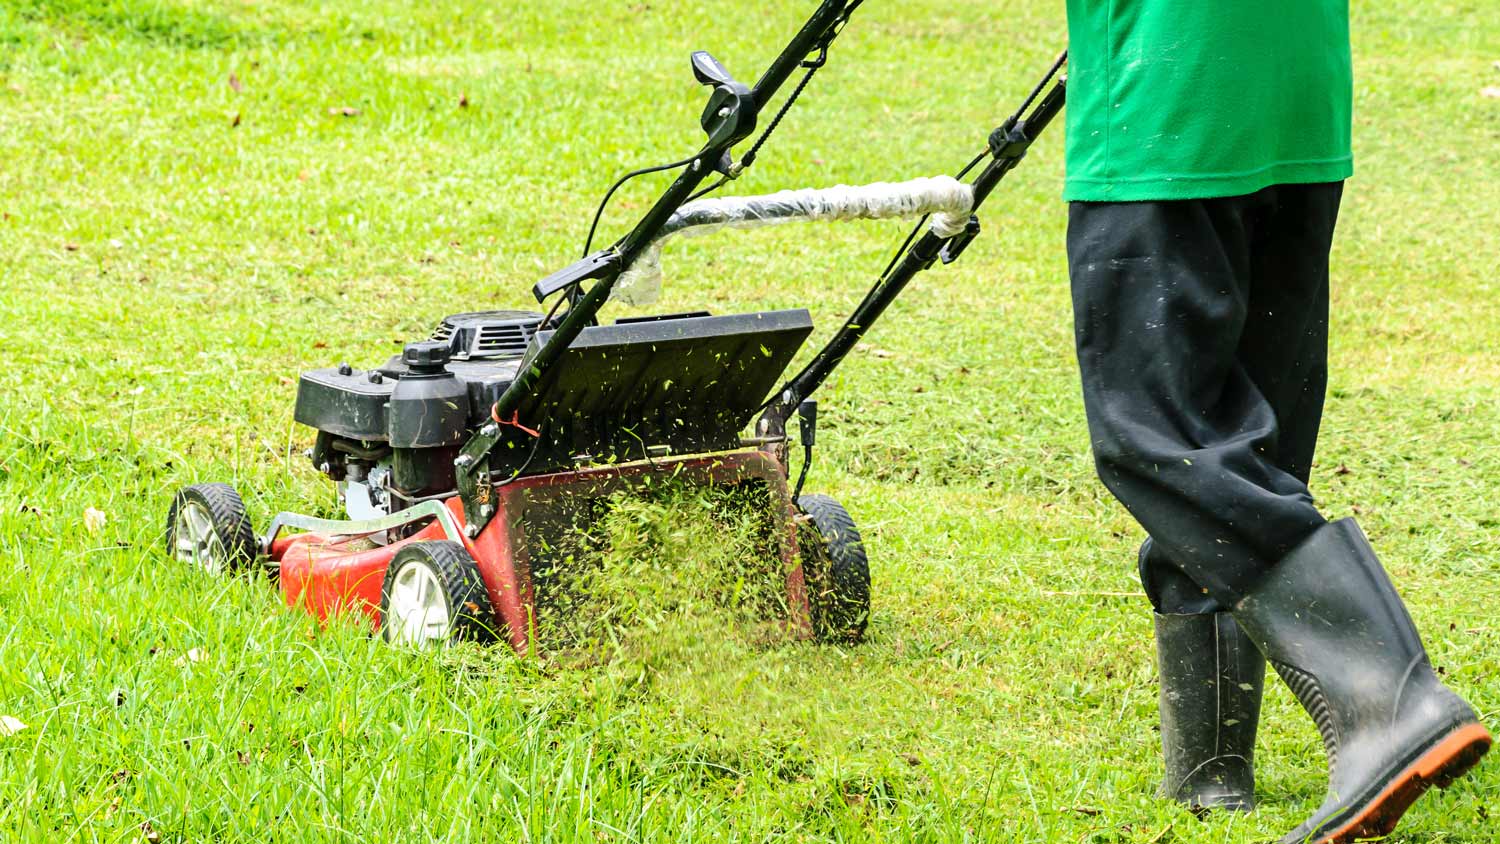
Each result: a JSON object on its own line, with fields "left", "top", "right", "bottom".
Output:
{"left": 1068, "top": 183, "right": 1344, "bottom": 615}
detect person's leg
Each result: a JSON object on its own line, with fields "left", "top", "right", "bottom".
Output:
{"left": 1153, "top": 610, "right": 1264, "bottom": 811}
{"left": 1134, "top": 184, "right": 1341, "bottom": 617}
{"left": 1140, "top": 183, "right": 1344, "bottom": 812}
{"left": 1138, "top": 541, "right": 1219, "bottom": 614}
{"left": 1232, "top": 519, "right": 1489, "bottom": 844}
{"left": 1228, "top": 183, "right": 1488, "bottom": 843}
{"left": 1070, "top": 185, "right": 1490, "bottom": 842}
{"left": 1236, "top": 182, "right": 1341, "bottom": 487}
{"left": 1068, "top": 191, "right": 1327, "bottom": 607}
{"left": 1068, "top": 192, "right": 1296, "bottom": 812}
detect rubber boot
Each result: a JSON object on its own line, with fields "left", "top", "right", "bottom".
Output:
{"left": 1155, "top": 612, "right": 1265, "bottom": 812}
{"left": 1231, "top": 519, "right": 1491, "bottom": 844}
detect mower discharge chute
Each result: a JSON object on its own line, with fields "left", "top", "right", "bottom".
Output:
{"left": 165, "top": 0, "right": 1067, "bottom": 651}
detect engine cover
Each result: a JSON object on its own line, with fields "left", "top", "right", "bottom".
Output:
{"left": 430, "top": 310, "right": 545, "bottom": 360}
{"left": 294, "top": 356, "right": 523, "bottom": 443}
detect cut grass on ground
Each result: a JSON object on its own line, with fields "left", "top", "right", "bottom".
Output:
{"left": 1, "top": 1, "right": 1497, "bottom": 841}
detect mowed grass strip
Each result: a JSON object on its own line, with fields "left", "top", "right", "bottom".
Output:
{"left": 0, "top": 0, "right": 1496, "bottom": 841}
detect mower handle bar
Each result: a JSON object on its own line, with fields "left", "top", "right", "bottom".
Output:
{"left": 611, "top": 176, "right": 977, "bottom": 307}
{"left": 757, "top": 62, "right": 1068, "bottom": 440}
{"left": 455, "top": 0, "right": 858, "bottom": 533}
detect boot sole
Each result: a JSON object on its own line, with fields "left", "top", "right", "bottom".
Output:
{"left": 1312, "top": 722, "right": 1492, "bottom": 844}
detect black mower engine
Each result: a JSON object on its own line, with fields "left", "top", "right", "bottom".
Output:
{"left": 295, "top": 310, "right": 545, "bottom": 518}
{"left": 293, "top": 307, "right": 815, "bottom": 521}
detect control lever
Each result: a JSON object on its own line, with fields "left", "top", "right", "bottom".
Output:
{"left": 532, "top": 250, "right": 618, "bottom": 303}
{"left": 691, "top": 51, "right": 734, "bottom": 87}
{"left": 690, "top": 50, "right": 757, "bottom": 150}
{"left": 798, "top": 399, "right": 818, "bottom": 449}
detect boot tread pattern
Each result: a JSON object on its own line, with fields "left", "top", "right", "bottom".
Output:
{"left": 1275, "top": 661, "right": 1341, "bottom": 771}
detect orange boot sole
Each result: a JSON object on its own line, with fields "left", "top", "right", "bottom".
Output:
{"left": 1313, "top": 722, "right": 1492, "bottom": 844}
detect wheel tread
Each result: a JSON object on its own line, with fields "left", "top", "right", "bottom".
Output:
{"left": 380, "top": 540, "right": 496, "bottom": 644}
{"left": 796, "top": 493, "right": 871, "bottom": 645}
{"left": 166, "top": 482, "right": 257, "bottom": 571}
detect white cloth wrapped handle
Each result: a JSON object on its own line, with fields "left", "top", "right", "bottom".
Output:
{"left": 613, "top": 176, "right": 974, "bottom": 306}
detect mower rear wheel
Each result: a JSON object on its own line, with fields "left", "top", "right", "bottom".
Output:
{"left": 380, "top": 541, "right": 494, "bottom": 647}
{"left": 166, "top": 483, "right": 257, "bottom": 575}
{"left": 796, "top": 494, "right": 871, "bottom": 645}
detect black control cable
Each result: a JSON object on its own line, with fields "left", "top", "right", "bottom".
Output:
{"left": 581, "top": 153, "right": 700, "bottom": 257}
{"left": 588, "top": 1, "right": 866, "bottom": 236}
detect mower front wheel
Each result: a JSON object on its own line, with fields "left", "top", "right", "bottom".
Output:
{"left": 166, "top": 483, "right": 258, "bottom": 575}
{"left": 380, "top": 541, "right": 495, "bottom": 647}
{"left": 796, "top": 494, "right": 871, "bottom": 645}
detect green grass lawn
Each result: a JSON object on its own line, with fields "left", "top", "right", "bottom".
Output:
{"left": 1, "top": 0, "right": 1497, "bottom": 840}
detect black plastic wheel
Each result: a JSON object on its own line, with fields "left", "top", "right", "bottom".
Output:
{"left": 796, "top": 493, "right": 871, "bottom": 645}
{"left": 166, "top": 483, "right": 258, "bottom": 575}
{"left": 380, "top": 541, "right": 495, "bottom": 646}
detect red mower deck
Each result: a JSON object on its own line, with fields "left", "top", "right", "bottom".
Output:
{"left": 270, "top": 451, "right": 811, "bottom": 652}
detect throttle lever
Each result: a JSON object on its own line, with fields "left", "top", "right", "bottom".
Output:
{"left": 691, "top": 51, "right": 735, "bottom": 86}
{"left": 690, "top": 50, "right": 757, "bottom": 149}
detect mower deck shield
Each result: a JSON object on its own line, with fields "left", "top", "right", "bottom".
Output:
{"left": 494, "top": 309, "right": 813, "bottom": 474}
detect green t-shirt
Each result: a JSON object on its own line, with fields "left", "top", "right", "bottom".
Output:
{"left": 1063, "top": 1, "right": 1354, "bottom": 202}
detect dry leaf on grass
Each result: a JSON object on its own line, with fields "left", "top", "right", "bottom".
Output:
{"left": 1483, "top": 87, "right": 1500, "bottom": 99}
{"left": 228, "top": 72, "right": 243, "bottom": 93}
{"left": 84, "top": 506, "right": 108, "bottom": 535}
{"left": 0, "top": 716, "right": 27, "bottom": 736}
{"left": 328, "top": 106, "right": 361, "bottom": 117}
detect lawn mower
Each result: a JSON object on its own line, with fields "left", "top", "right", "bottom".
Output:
{"left": 165, "top": 1, "right": 1066, "bottom": 651}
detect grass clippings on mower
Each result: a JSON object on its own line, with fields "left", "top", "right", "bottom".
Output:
{"left": 529, "top": 478, "right": 794, "bottom": 669}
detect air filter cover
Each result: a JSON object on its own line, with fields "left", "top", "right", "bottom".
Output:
{"left": 431, "top": 310, "right": 545, "bottom": 360}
